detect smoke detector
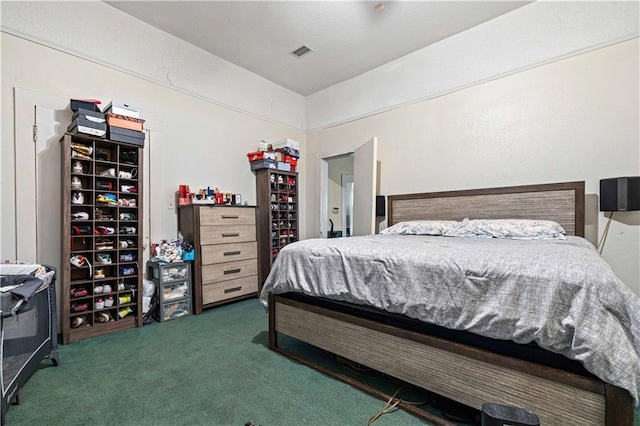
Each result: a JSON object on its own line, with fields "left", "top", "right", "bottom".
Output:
{"left": 290, "top": 45, "right": 314, "bottom": 59}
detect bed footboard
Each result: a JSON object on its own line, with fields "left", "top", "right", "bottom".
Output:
{"left": 269, "top": 294, "right": 633, "bottom": 426}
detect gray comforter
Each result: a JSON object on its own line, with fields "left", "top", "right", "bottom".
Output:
{"left": 260, "top": 235, "right": 640, "bottom": 403}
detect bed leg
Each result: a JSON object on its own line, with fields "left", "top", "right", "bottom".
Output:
{"left": 605, "top": 384, "right": 633, "bottom": 426}
{"left": 268, "top": 294, "right": 277, "bottom": 350}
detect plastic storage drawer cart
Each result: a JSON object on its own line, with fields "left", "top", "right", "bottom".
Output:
{"left": 148, "top": 261, "right": 192, "bottom": 322}
{"left": 0, "top": 264, "right": 59, "bottom": 425}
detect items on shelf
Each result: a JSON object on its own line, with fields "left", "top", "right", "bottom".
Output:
{"left": 62, "top": 132, "right": 144, "bottom": 344}
{"left": 67, "top": 99, "right": 145, "bottom": 146}
{"left": 247, "top": 138, "right": 300, "bottom": 172}
{"left": 148, "top": 261, "right": 192, "bottom": 322}
{"left": 176, "top": 184, "right": 245, "bottom": 206}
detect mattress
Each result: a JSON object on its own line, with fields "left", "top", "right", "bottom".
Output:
{"left": 260, "top": 234, "right": 640, "bottom": 403}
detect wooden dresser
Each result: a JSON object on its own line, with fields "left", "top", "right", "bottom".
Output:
{"left": 178, "top": 205, "right": 258, "bottom": 314}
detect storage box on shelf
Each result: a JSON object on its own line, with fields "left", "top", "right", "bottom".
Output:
{"left": 178, "top": 205, "right": 258, "bottom": 314}
{"left": 62, "top": 133, "right": 143, "bottom": 344}
{"left": 147, "top": 261, "right": 192, "bottom": 322}
{"left": 255, "top": 169, "right": 298, "bottom": 290}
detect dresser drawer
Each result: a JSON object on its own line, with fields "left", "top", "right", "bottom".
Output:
{"left": 199, "top": 206, "right": 255, "bottom": 226}
{"left": 200, "top": 225, "right": 256, "bottom": 245}
{"left": 201, "top": 241, "right": 257, "bottom": 265}
{"left": 202, "top": 275, "right": 258, "bottom": 304}
{"left": 202, "top": 259, "right": 257, "bottom": 284}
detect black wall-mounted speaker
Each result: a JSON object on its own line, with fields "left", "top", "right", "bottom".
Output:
{"left": 376, "top": 196, "right": 386, "bottom": 217}
{"left": 600, "top": 177, "right": 640, "bottom": 211}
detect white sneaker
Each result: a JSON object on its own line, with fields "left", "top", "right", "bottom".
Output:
{"left": 72, "top": 192, "right": 84, "bottom": 205}
{"left": 71, "top": 176, "right": 82, "bottom": 189}
{"left": 96, "top": 253, "right": 112, "bottom": 265}
{"left": 72, "top": 161, "right": 84, "bottom": 174}
{"left": 70, "top": 255, "right": 92, "bottom": 278}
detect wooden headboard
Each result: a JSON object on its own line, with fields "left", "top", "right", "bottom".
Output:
{"left": 388, "top": 181, "right": 585, "bottom": 237}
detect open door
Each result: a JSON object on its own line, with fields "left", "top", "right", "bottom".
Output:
{"left": 352, "top": 137, "right": 377, "bottom": 236}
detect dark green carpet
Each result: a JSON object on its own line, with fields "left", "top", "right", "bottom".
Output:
{"left": 6, "top": 299, "right": 640, "bottom": 425}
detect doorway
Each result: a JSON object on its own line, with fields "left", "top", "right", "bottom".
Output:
{"left": 318, "top": 137, "right": 377, "bottom": 238}
{"left": 326, "top": 154, "right": 354, "bottom": 238}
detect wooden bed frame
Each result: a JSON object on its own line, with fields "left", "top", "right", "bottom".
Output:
{"left": 268, "top": 181, "right": 634, "bottom": 425}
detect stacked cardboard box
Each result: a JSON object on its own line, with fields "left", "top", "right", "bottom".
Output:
{"left": 105, "top": 102, "right": 145, "bottom": 147}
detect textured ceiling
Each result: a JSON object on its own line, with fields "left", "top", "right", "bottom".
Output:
{"left": 106, "top": 1, "right": 530, "bottom": 96}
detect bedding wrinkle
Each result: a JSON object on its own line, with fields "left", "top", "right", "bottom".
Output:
{"left": 260, "top": 235, "right": 640, "bottom": 404}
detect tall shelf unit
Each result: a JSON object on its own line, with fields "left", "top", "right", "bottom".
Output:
{"left": 61, "top": 134, "right": 143, "bottom": 344}
{"left": 255, "top": 169, "right": 298, "bottom": 289}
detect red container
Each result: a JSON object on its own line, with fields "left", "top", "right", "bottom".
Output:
{"left": 247, "top": 151, "right": 264, "bottom": 162}
{"left": 284, "top": 155, "right": 298, "bottom": 166}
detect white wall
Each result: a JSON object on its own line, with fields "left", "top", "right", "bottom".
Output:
{"left": 1, "top": 33, "right": 306, "bottom": 263}
{"left": 1, "top": 1, "right": 306, "bottom": 130}
{"left": 307, "top": 1, "right": 639, "bottom": 130}
{"left": 306, "top": 39, "right": 640, "bottom": 295}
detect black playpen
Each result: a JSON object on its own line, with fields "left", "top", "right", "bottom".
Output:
{"left": 0, "top": 264, "right": 59, "bottom": 424}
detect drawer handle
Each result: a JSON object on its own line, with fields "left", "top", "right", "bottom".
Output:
{"left": 222, "top": 215, "right": 239, "bottom": 219}
{"left": 224, "top": 268, "right": 241, "bottom": 275}
{"left": 224, "top": 286, "right": 242, "bottom": 294}
{"left": 224, "top": 250, "right": 241, "bottom": 256}
{"left": 222, "top": 232, "right": 240, "bottom": 237}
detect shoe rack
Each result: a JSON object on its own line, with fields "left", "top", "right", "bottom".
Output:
{"left": 255, "top": 169, "right": 298, "bottom": 290}
{"left": 61, "top": 133, "right": 143, "bottom": 344}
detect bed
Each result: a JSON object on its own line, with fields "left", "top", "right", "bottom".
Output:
{"left": 261, "top": 181, "right": 637, "bottom": 425}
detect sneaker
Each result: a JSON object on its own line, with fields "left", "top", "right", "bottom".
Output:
{"left": 104, "top": 296, "right": 114, "bottom": 307}
{"left": 71, "top": 176, "right": 82, "bottom": 189}
{"left": 72, "top": 192, "right": 84, "bottom": 205}
{"left": 99, "top": 168, "right": 116, "bottom": 177}
{"left": 96, "top": 253, "right": 112, "bottom": 265}
{"left": 71, "top": 143, "right": 93, "bottom": 156}
{"left": 120, "top": 185, "right": 137, "bottom": 194}
{"left": 96, "top": 194, "right": 117, "bottom": 206}
{"left": 94, "top": 285, "right": 104, "bottom": 294}
{"left": 119, "top": 226, "right": 136, "bottom": 235}
{"left": 119, "top": 267, "right": 135, "bottom": 277}
{"left": 119, "top": 213, "right": 136, "bottom": 220}
{"left": 70, "top": 287, "right": 88, "bottom": 298}
{"left": 72, "top": 161, "right": 84, "bottom": 174}
{"left": 71, "top": 315, "right": 90, "bottom": 328}
{"left": 71, "top": 150, "right": 91, "bottom": 160}
{"left": 95, "top": 226, "right": 116, "bottom": 235}
{"left": 103, "top": 284, "right": 112, "bottom": 293}
{"left": 70, "top": 302, "right": 88, "bottom": 312}
{"left": 94, "top": 268, "right": 106, "bottom": 279}
{"left": 96, "top": 181, "right": 113, "bottom": 191}
{"left": 95, "top": 312, "right": 111, "bottom": 323}
{"left": 70, "top": 255, "right": 92, "bottom": 277}
{"left": 95, "top": 238, "right": 114, "bottom": 250}
{"left": 119, "top": 252, "right": 135, "bottom": 262}
{"left": 118, "top": 198, "right": 137, "bottom": 207}
{"left": 95, "top": 208, "right": 113, "bottom": 221}
{"left": 71, "top": 211, "right": 89, "bottom": 220}
{"left": 95, "top": 298, "right": 104, "bottom": 309}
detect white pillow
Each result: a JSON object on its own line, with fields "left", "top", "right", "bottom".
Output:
{"left": 445, "top": 218, "right": 567, "bottom": 240}
{"left": 380, "top": 220, "right": 460, "bottom": 236}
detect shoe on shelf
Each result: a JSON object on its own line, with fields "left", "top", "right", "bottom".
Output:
{"left": 95, "top": 312, "right": 110, "bottom": 323}
{"left": 72, "top": 192, "right": 85, "bottom": 205}
{"left": 95, "top": 238, "right": 114, "bottom": 250}
{"left": 96, "top": 253, "right": 112, "bottom": 265}
{"left": 72, "top": 161, "right": 84, "bottom": 174}
{"left": 104, "top": 296, "right": 114, "bottom": 307}
{"left": 70, "top": 302, "right": 88, "bottom": 313}
{"left": 103, "top": 284, "right": 112, "bottom": 293}
{"left": 94, "top": 268, "right": 106, "bottom": 279}
{"left": 94, "top": 285, "right": 104, "bottom": 294}
{"left": 119, "top": 252, "right": 135, "bottom": 262}
{"left": 71, "top": 176, "right": 83, "bottom": 189}
{"left": 119, "top": 267, "right": 135, "bottom": 277}
{"left": 95, "top": 226, "right": 116, "bottom": 235}
{"left": 70, "top": 255, "right": 92, "bottom": 278}
{"left": 95, "top": 208, "right": 114, "bottom": 221}
{"left": 71, "top": 150, "right": 91, "bottom": 160}
{"left": 71, "top": 211, "right": 89, "bottom": 220}
{"left": 71, "top": 315, "right": 90, "bottom": 328}
{"left": 70, "top": 287, "right": 88, "bottom": 298}
{"left": 71, "top": 143, "right": 93, "bottom": 156}
{"left": 96, "top": 194, "right": 117, "bottom": 206}
{"left": 99, "top": 168, "right": 116, "bottom": 177}
{"left": 95, "top": 298, "right": 104, "bottom": 309}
